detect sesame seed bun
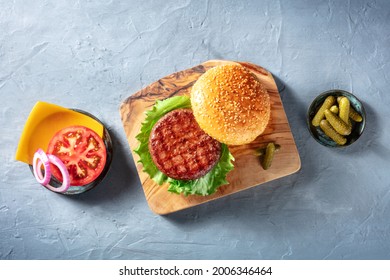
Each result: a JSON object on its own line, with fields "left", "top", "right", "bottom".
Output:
{"left": 190, "top": 64, "right": 271, "bottom": 145}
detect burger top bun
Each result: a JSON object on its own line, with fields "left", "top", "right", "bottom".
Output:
{"left": 190, "top": 64, "right": 271, "bottom": 145}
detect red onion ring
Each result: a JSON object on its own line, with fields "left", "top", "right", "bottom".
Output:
{"left": 32, "top": 149, "right": 70, "bottom": 193}
{"left": 33, "top": 149, "right": 51, "bottom": 185}
{"left": 45, "top": 154, "right": 70, "bottom": 193}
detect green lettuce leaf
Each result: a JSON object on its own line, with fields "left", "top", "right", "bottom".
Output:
{"left": 134, "top": 96, "right": 191, "bottom": 185}
{"left": 134, "top": 95, "right": 234, "bottom": 196}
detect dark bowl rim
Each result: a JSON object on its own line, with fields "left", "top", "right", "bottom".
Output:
{"left": 306, "top": 89, "right": 366, "bottom": 148}
{"left": 29, "top": 108, "right": 113, "bottom": 195}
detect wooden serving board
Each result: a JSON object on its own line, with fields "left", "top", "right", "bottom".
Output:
{"left": 120, "top": 60, "right": 301, "bottom": 215}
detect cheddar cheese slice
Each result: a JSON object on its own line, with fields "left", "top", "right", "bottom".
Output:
{"left": 15, "top": 101, "right": 104, "bottom": 164}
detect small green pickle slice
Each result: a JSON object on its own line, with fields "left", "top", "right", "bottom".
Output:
{"left": 330, "top": 105, "right": 339, "bottom": 114}
{"left": 324, "top": 109, "right": 352, "bottom": 136}
{"left": 312, "top": 96, "right": 336, "bottom": 127}
{"left": 338, "top": 97, "right": 350, "bottom": 124}
{"left": 254, "top": 144, "right": 280, "bottom": 156}
{"left": 320, "top": 119, "right": 347, "bottom": 145}
{"left": 349, "top": 107, "right": 363, "bottom": 122}
{"left": 261, "top": 143, "right": 276, "bottom": 170}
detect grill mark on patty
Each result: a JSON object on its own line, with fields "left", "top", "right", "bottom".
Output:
{"left": 149, "top": 109, "right": 221, "bottom": 180}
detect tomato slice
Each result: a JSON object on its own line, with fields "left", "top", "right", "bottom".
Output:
{"left": 47, "top": 126, "right": 107, "bottom": 186}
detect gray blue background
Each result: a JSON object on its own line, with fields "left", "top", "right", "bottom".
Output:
{"left": 1, "top": 0, "right": 389, "bottom": 259}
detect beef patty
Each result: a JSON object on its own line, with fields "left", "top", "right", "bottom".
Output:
{"left": 149, "top": 109, "right": 221, "bottom": 180}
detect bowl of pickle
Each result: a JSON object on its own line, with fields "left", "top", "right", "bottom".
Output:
{"left": 307, "top": 89, "right": 366, "bottom": 148}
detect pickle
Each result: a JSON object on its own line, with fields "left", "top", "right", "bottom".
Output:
{"left": 324, "top": 109, "right": 352, "bottom": 135}
{"left": 311, "top": 96, "right": 336, "bottom": 127}
{"left": 330, "top": 105, "right": 339, "bottom": 114}
{"left": 254, "top": 144, "right": 280, "bottom": 156}
{"left": 320, "top": 120, "right": 347, "bottom": 145}
{"left": 261, "top": 143, "right": 276, "bottom": 170}
{"left": 338, "top": 97, "right": 350, "bottom": 124}
{"left": 349, "top": 107, "right": 363, "bottom": 122}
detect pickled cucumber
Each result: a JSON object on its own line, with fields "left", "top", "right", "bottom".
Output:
{"left": 320, "top": 120, "right": 347, "bottom": 145}
{"left": 254, "top": 144, "right": 280, "bottom": 156}
{"left": 338, "top": 97, "right": 350, "bottom": 124}
{"left": 312, "top": 96, "right": 336, "bottom": 127}
{"left": 330, "top": 105, "right": 339, "bottom": 114}
{"left": 349, "top": 107, "right": 363, "bottom": 122}
{"left": 324, "top": 109, "right": 352, "bottom": 135}
{"left": 261, "top": 143, "right": 276, "bottom": 170}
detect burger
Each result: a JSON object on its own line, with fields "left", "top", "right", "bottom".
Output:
{"left": 134, "top": 64, "right": 271, "bottom": 196}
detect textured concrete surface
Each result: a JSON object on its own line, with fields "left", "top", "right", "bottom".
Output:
{"left": 1, "top": 0, "right": 390, "bottom": 259}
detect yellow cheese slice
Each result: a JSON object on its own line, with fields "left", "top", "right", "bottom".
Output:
{"left": 15, "top": 101, "right": 104, "bottom": 164}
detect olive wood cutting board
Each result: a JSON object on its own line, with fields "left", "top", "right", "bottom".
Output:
{"left": 120, "top": 60, "right": 301, "bottom": 215}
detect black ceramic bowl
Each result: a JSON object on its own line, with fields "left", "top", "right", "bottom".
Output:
{"left": 30, "top": 109, "right": 113, "bottom": 195}
{"left": 307, "top": 89, "right": 366, "bottom": 148}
